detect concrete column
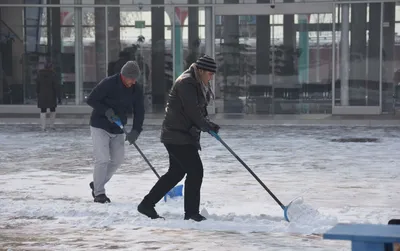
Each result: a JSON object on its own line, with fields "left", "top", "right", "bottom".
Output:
{"left": 205, "top": 0, "right": 214, "bottom": 114}
{"left": 50, "top": 1, "right": 62, "bottom": 104}
{"left": 94, "top": 1, "right": 107, "bottom": 80}
{"left": 256, "top": 0, "right": 270, "bottom": 87}
{"left": 0, "top": 6, "right": 2, "bottom": 103}
{"left": 383, "top": 2, "right": 395, "bottom": 80}
{"left": 368, "top": 3, "right": 381, "bottom": 106}
{"left": 283, "top": 0, "right": 296, "bottom": 85}
{"left": 340, "top": 4, "right": 349, "bottom": 106}
{"left": 219, "top": 0, "right": 240, "bottom": 113}
{"left": 74, "top": 0, "right": 83, "bottom": 105}
{"left": 283, "top": 0, "right": 295, "bottom": 49}
{"left": 350, "top": 3, "right": 366, "bottom": 105}
{"left": 222, "top": 0, "right": 239, "bottom": 88}
{"left": 187, "top": 0, "right": 199, "bottom": 69}
{"left": 107, "top": 0, "right": 120, "bottom": 63}
{"left": 205, "top": 1, "right": 213, "bottom": 65}
{"left": 382, "top": 2, "right": 395, "bottom": 112}
{"left": 151, "top": 0, "right": 166, "bottom": 112}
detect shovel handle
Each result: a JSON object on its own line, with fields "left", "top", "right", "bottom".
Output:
{"left": 210, "top": 131, "right": 285, "bottom": 208}
{"left": 113, "top": 119, "right": 161, "bottom": 179}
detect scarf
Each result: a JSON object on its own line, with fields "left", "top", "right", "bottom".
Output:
{"left": 190, "top": 63, "right": 215, "bottom": 104}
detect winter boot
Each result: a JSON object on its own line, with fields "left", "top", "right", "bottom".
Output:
{"left": 94, "top": 194, "right": 111, "bottom": 204}
{"left": 89, "top": 182, "right": 95, "bottom": 198}
{"left": 184, "top": 213, "right": 207, "bottom": 222}
{"left": 40, "top": 113, "right": 46, "bottom": 131}
{"left": 137, "top": 201, "right": 163, "bottom": 219}
{"left": 49, "top": 112, "right": 56, "bottom": 130}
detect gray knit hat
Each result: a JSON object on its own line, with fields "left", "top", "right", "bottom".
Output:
{"left": 121, "top": 61, "right": 140, "bottom": 79}
{"left": 195, "top": 55, "right": 217, "bottom": 73}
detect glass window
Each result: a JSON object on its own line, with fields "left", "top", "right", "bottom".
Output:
{"left": 334, "top": 3, "right": 382, "bottom": 107}
{"left": 215, "top": 11, "right": 333, "bottom": 114}
{"left": 0, "top": 6, "right": 75, "bottom": 106}
{"left": 107, "top": 6, "right": 172, "bottom": 113}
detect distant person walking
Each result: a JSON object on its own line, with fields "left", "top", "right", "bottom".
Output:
{"left": 36, "top": 62, "right": 61, "bottom": 131}
{"left": 108, "top": 51, "right": 130, "bottom": 76}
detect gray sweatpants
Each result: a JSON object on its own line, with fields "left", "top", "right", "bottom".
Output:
{"left": 90, "top": 126, "right": 125, "bottom": 196}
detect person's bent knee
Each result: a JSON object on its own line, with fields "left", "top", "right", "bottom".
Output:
{"left": 168, "top": 169, "right": 186, "bottom": 181}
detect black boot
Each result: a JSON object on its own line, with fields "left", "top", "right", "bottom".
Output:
{"left": 89, "top": 182, "right": 95, "bottom": 198}
{"left": 137, "top": 201, "right": 163, "bottom": 219}
{"left": 184, "top": 213, "right": 207, "bottom": 222}
{"left": 94, "top": 194, "right": 111, "bottom": 204}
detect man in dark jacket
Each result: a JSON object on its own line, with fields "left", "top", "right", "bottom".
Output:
{"left": 137, "top": 55, "right": 220, "bottom": 221}
{"left": 87, "top": 61, "right": 145, "bottom": 203}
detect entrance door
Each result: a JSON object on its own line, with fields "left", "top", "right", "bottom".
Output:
{"left": 213, "top": 3, "right": 335, "bottom": 114}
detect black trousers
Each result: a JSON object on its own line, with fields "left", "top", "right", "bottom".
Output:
{"left": 142, "top": 144, "right": 204, "bottom": 215}
{"left": 40, "top": 107, "right": 56, "bottom": 113}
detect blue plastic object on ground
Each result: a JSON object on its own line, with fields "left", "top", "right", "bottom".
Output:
{"left": 164, "top": 184, "right": 183, "bottom": 202}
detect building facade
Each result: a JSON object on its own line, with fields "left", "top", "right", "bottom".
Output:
{"left": 0, "top": 0, "right": 399, "bottom": 115}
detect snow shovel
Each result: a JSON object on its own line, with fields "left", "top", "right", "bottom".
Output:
{"left": 114, "top": 119, "right": 183, "bottom": 202}
{"left": 210, "top": 131, "right": 296, "bottom": 222}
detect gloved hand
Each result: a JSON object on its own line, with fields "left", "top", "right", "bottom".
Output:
{"left": 105, "top": 108, "right": 119, "bottom": 123}
{"left": 126, "top": 130, "right": 139, "bottom": 144}
{"left": 209, "top": 121, "right": 220, "bottom": 134}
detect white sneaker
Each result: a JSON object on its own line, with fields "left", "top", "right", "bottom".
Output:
{"left": 40, "top": 113, "right": 46, "bottom": 131}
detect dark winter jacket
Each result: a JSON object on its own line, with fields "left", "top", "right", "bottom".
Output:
{"left": 160, "top": 67, "right": 215, "bottom": 150}
{"left": 86, "top": 74, "right": 145, "bottom": 134}
{"left": 36, "top": 69, "right": 60, "bottom": 109}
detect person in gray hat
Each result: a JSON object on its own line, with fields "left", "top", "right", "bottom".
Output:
{"left": 137, "top": 55, "right": 220, "bottom": 221}
{"left": 86, "top": 60, "right": 145, "bottom": 203}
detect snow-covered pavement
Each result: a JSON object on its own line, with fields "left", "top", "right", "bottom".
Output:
{"left": 1, "top": 124, "right": 399, "bottom": 250}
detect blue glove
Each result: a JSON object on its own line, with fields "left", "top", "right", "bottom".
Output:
{"left": 105, "top": 108, "right": 119, "bottom": 123}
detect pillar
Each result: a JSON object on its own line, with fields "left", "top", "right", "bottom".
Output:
{"left": 95, "top": 0, "right": 107, "bottom": 81}
{"left": 340, "top": 4, "right": 349, "bottom": 106}
{"left": 74, "top": 0, "right": 83, "bottom": 104}
{"left": 205, "top": 0, "right": 214, "bottom": 114}
{"left": 350, "top": 3, "right": 366, "bottom": 105}
{"left": 107, "top": 0, "right": 120, "bottom": 63}
{"left": 187, "top": 0, "right": 199, "bottom": 69}
{"left": 368, "top": 3, "right": 381, "bottom": 106}
{"left": 382, "top": 2, "right": 396, "bottom": 112}
{"left": 151, "top": 0, "right": 165, "bottom": 112}
{"left": 256, "top": 0, "right": 270, "bottom": 87}
{"left": 50, "top": 1, "right": 62, "bottom": 104}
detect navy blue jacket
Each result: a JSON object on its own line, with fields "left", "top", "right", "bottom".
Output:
{"left": 86, "top": 74, "right": 145, "bottom": 134}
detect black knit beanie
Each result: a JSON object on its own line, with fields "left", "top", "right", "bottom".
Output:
{"left": 195, "top": 55, "right": 217, "bottom": 73}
